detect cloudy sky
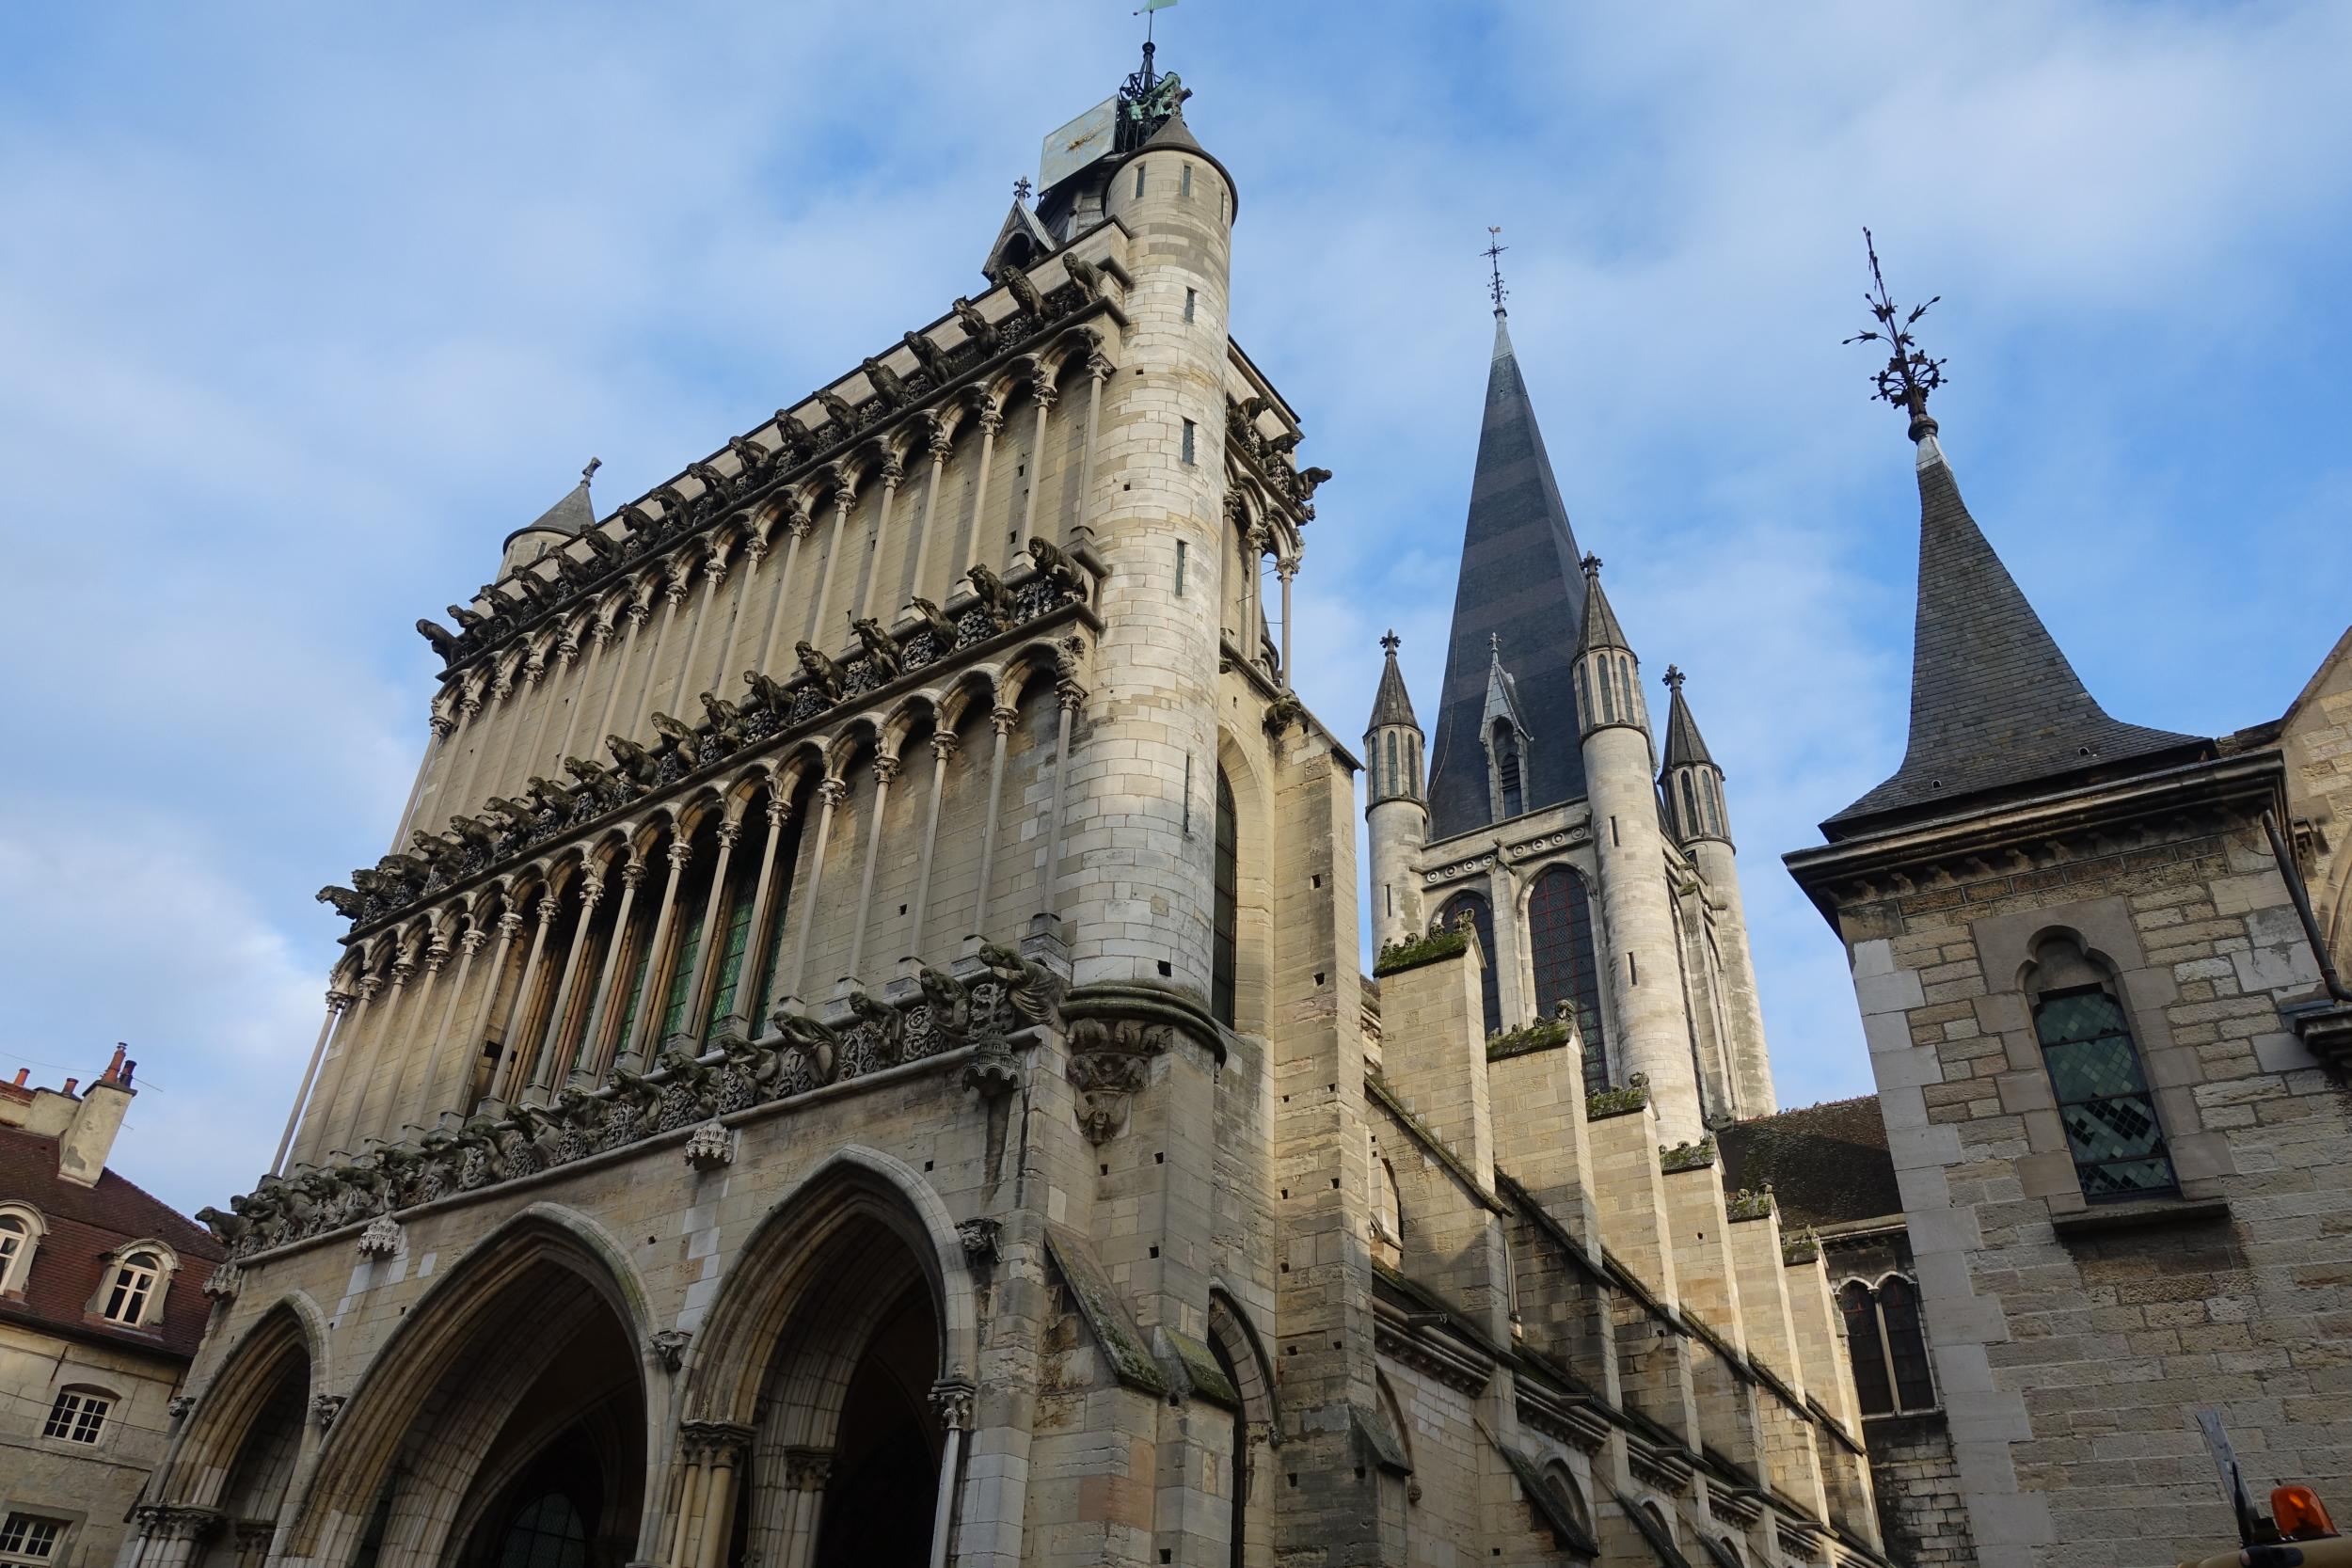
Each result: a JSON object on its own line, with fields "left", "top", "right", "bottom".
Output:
{"left": 3, "top": 2, "right": 2346, "bottom": 1214}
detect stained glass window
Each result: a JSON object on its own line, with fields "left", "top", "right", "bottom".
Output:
{"left": 1438, "top": 893, "right": 1502, "bottom": 1038}
{"left": 2033, "top": 986, "right": 2176, "bottom": 1200}
{"left": 701, "top": 842, "right": 762, "bottom": 1038}
{"left": 1837, "top": 1280, "right": 1893, "bottom": 1415}
{"left": 1527, "top": 868, "right": 1609, "bottom": 1088}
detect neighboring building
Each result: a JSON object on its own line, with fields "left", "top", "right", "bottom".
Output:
{"left": 1784, "top": 363, "right": 2352, "bottom": 1568}
{"left": 122, "top": 54, "right": 1898, "bottom": 1568}
{"left": 2, "top": 1050, "right": 223, "bottom": 1568}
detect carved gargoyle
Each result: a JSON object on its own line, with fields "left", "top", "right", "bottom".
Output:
{"left": 978, "top": 941, "right": 1062, "bottom": 1024}
{"left": 1263, "top": 691, "right": 1306, "bottom": 739}
{"left": 659, "top": 1041, "right": 721, "bottom": 1118}
{"left": 1298, "top": 467, "right": 1333, "bottom": 499}
{"left": 965, "top": 564, "right": 1017, "bottom": 630}
{"left": 527, "top": 775, "right": 579, "bottom": 814}
{"left": 195, "top": 1205, "right": 250, "bottom": 1247}
{"left": 722, "top": 1031, "right": 785, "bottom": 1093}
{"left": 446, "top": 603, "right": 487, "bottom": 630}
{"left": 919, "top": 967, "right": 972, "bottom": 1048}
{"left": 727, "top": 436, "right": 773, "bottom": 480}
{"left": 795, "top": 641, "right": 848, "bottom": 701}
{"left": 554, "top": 1083, "right": 606, "bottom": 1139}
{"left": 860, "top": 356, "right": 908, "bottom": 406}
{"left": 1061, "top": 251, "right": 1109, "bottom": 302}
{"left": 610, "top": 1063, "right": 663, "bottom": 1125}
{"left": 446, "top": 815, "right": 500, "bottom": 853}
{"left": 699, "top": 692, "right": 745, "bottom": 745}
{"left": 653, "top": 485, "right": 698, "bottom": 527}
{"left": 606, "top": 736, "right": 662, "bottom": 789}
{"left": 907, "top": 597, "right": 961, "bottom": 646}
{"left": 405, "top": 832, "right": 450, "bottom": 869}
{"left": 510, "top": 1101, "right": 568, "bottom": 1164}
{"left": 416, "top": 619, "right": 462, "bottom": 659}
{"left": 578, "top": 527, "right": 624, "bottom": 563}
{"left": 509, "top": 570, "right": 557, "bottom": 608}
{"left": 316, "top": 885, "right": 364, "bottom": 919}
{"left": 687, "top": 460, "right": 731, "bottom": 499}
{"left": 902, "top": 330, "right": 956, "bottom": 382}
{"left": 485, "top": 797, "right": 538, "bottom": 832}
{"left": 1025, "top": 536, "right": 1088, "bottom": 601}
{"left": 849, "top": 615, "right": 902, "bottom": 678}
{"left": 564, "top": 755, "right": 616, "bottom": 794}
{"left": 990, "top": 262, "right": 1045, "bottom": 317}
{"left": 742, "top": 669, "right": 790, "bottom": 715}
{"left": 815, "top": 388, "right": 859, "bottom": 428}
{"left": 949, "top": 296, "right": 998, "bottom": 351}
{"left": 648, "top": 712, "right": 702, "bottom": 768}
{"left": 771, "top": 1009, "right": 841, "bottom": 1085}
{"left": 847, "top": 990, "right": 906, "bottom": 1067}
{"left": 616, "top": 501, "right": 659, "bottom": 534}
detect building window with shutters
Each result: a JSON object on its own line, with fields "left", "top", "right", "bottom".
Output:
{"left": 1836, "top": 1275, "right": 1938, "bottom": 1416}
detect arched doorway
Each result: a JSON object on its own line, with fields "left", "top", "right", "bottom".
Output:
{"left": 162, "top": 1307, "right": 317, "bottom": 1568}
{"left": 808, "top": 1283, "right": 940, "bottom": 1568}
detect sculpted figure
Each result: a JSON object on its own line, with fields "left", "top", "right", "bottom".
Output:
{"left": 907, "top": 597, "right": 961, "bottom": 646}
{"left": 796, "top": 641, "right": 849, "bottom": 700}
{"left": 564, "top": 755, "right": 616, "bottom": 793}
{"left": 722, "top": 1031, "right": 785, "bottom": 1094}
{"left": 610, "top": 1062, "right": 662, "bottom": 1126}
{"left": 606, "top": 736, "right": 662, "bottom": 788}
{"left": 554, "top": 1083, "right": 606, "bottom": 1137}
{"left": 446, "top": 815, "right": 500, "bottom": 852}
{"left": 316, "top": 885, "right": 364, "bottom": 919}
{"left": 510, "top": 1101, "right": 567, "bottom": 1164}
{"left": 405, "top": 832, "right": 450, "bottom": 869}
{"left": 616, "top": 501, "right": 659, "bottom": 534}
{"left": 446, "top": 603, "right": 487, "bottom": 630}
{"left": 1061, "top": 250, "right": 1108, "bottom": 301}
{"left": 860, "top": 356, "right": 908, "bottom": 405}
{"left": 771, "top": 1009, "right": 841, "bottom": 1085}
{"left": 726, "top": 435, "right": 772, "bottom": 479}
{"left": 416, "top": 619, "right": 462, "bottom": 659}
{"left": 578, "top": 527, "right": 623, "bottom": 563}
{"left": 965, "top": 564, "right": 1018, "bottom": 629}
{"left": 816, "top": 388, "right": 859, "bottom": 427}
{"left": 849, "top": 615, "right": 902, "bottom": 677}
{"left": 847, "top": 990, "right": 906, "bottom": 1066}
{"left": 485, "top": 797, "right": 537, "bottom": 832}
{"left": 648, "top": 711, "right": 702, "bottom": 768}
{"left": 699, "top": 691, "right": 745, "bottom": 744}
{"left": 979, "top": 941, "right": 1061, "bottom": 1024}
{"left": 949, "top": 295, "right": 998, "bottom": 351}
{"left": 742, "top": 669, "right": 790, "bottom": 715}
{"left": 527, "top": 775, "right": 579, "bottom": 814}
{"left": 1298, "top": 467, "right": 1333, "bottom": 499}
{"left": 195, "top": 1205, "right": 249, "bottom": 1248}
{"left": 1025, "top": 536, "right": 1088, "bottom": 600}
{"left": 918, "top": 966, "right": 973, "bottom": 1047}
{"left": 687, "top": 460, "right": 731, "bottom": 499}
{"left": 509, "top": 570, "right": 557, "bottom": 608}
{"left": 902, "top": 330, "right": 956, "bottom": 381}
{"left": 989, "top": 261, "right": 1045, "bottom": 317}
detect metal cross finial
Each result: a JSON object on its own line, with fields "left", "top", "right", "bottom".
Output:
{"left": 1380, "top": 628, "right": 1401, "bottom": 655}
{"left": 1483, "top": 226, "right": 1509, "bottom": 314}
{"left": 581, "top": 457, "right": 602, "bottom": 486}
{"left": 1489, "top": 631, "right": 1502, "bottom": 660}
{"left": 1663, "top": 664, "right": 1685, "bottom": 691}
{"left": 1012, "top": 176, "right": 1032, "bottom": 204}
{"left": 1843, "top": 227, "right": 1947, "bottom": 439}
{"left": 1580, "top": 552, "right": 1602, "bottom": 578}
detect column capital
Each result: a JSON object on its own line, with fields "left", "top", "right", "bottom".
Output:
{"left": 715, "top": 818, "right": 744, "bottom": 850}
{"left": 930, "top": 1375, "right": 977, "bottom": 1432}
{"left": 578, "top": 874, "right": 606, "bottom": 911}
{"left": 930, "top": 733, "right": 961, "bottom": 765}
{"left": 430, "top": 714, "right": 458, "bottom": 740}
{"left": 1087, "top": 352, "right": 1115, "bottom": 382}
{"left": 662, "top": 575, "right": 691, "bottom": 609}
{"left": 1031, "top": 381, "right": 1059, "bottom": 414}
{"left": 818, "top": 776, "right": 850, "bottom": 809}
{"left": 1057, "top": 681, "right": 1088, "bottom": 714}
{"left": 497, "top": 911, "right": 526, "bottom": 942}
{"left": 977, "top": 401, "right": 1006, "bottom": 437}
{"left": 929, "top": 423, "right": 956, "bottom": 462}
{"left": 325, "top": 988, "right": 356, "bottom": 1013}
{"left": 535, "top": 894, "right": 561, "bottom": 926}
{"left": 457, "top": 928, "right": 490, "bottom": 958}
{"left": 873, "top": 754, "right": 902, "bottom": 787}
{"left": 782, "top": 1446, "right": 834, "bottom": 1492}
{"left": 766, "top": 792, "right": 795, "bottom": 828}
{"left": 878, "top": 455, "right": 906, "bottom": 489}
{"left": 358, "top": 973, "right": 388, "bottom": 1001}
{"left": 990, "top": 705, "right": 1019, "bottom": 736}
{"left": 678, "top": 1418, "right": 755, "bottom": 1466}
{"left": 667, "top": 837, "right": 695, "bottom": 873}
{"left": 622, "top": 859, "right": 650, "bottom": 890}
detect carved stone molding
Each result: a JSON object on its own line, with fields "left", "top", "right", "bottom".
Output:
{"left": 355, "top": 1215, "right": 401, "bottom": 1259}
{"left": 684, "top": 1120, "right": 735, "bottom": 1172}
{"left": 679, "top": 1419, "right": 755, "bottom": 1465}
{"left": 930, "top": 1376, "right": 977, "bottom": 1432}
{"left": 648, "top": 1329, "right": 692, "bottom": 1373}
{"left": 1065, "top": 1016, "right": 1172, "bottom": 1143}
{"left": 312, "top": 1393, "right": 346, "bottom": 1430}
{"left": 956, "top": 1216, "right": 1001, "bottom": 1267}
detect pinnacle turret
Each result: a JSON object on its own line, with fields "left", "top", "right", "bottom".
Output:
{"left": 1659, "top": 667, "right": 1729, "bottom": 847}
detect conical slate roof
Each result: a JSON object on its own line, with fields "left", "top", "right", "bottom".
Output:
{"left": 1660, "top": 673, "right": 1717, "bottom": 772}
{"left": 1573, "top": 555, "right": 1631, "bottom": 657}
{"left": 1822, "top": 433, "right": 2203, "bottom": 837}
{"left": 506, "top": 477, "right": 595, "bottom": 547}
{"left": 1142, "top": 109, "right": 1205, "bottom": 153}
{"left": 1423, "top": 312, "right": 1589, "bottom": 840}
{"left": 1365, "top": 634, "right": 1421, "bottom": 735}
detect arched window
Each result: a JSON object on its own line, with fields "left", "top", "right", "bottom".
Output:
{"left": 1438, "top": 892, "right": 1502, "bottom": 1038}
{"left": 1494, "top": 722, "right": 1524, "bottom": 818}
{"left": 1383, "top": 732, "right": 1399, "bottom": 800}
{"left": 1837, "top": 1275, "right": 1937, "bottom": 1416}
{"left": 103, "top": 1251, "right": 161, "bottom": 1325}
{"left": 2027, "top": 933, "right": 2176, "bottom": 1200}
{"left": 0, "top": 1208, "right": 40, "bottom": 1294}
{"left": 493, "top": 1492, "right": 590, "bottom": 1568}
{"left": 41, "top": 1387, "right": 112, "bottom": 1445}
{"left": 1526, "top": 867, "right": 1609, "bottom": 1088}
{"left": 1213, "top": 768, "right": 1238, "bottom": 1029}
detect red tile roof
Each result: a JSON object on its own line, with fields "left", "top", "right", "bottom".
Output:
{"left": 0, "top": 1124, "right": 224, "bottom": 1360}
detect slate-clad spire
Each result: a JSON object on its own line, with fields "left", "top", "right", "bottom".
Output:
{"left": 1660, "top": 666, "right": 1717, "bottom": 772}
{"left": 1822, "top": 433, "right": 2203, "bottom": 836}
{"left": 1572, "top": 552, "right": 1631, "bottom": 657}
{"left": 1367, "top": 629, "right": 1420, "bottom": 732}
{"left": 1423, "top": 309, "right": 1588, "bottom": 841}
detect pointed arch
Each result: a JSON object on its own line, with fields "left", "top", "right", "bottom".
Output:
{"left": 161, "top": 1295, "right": 326, "bottom": 1505}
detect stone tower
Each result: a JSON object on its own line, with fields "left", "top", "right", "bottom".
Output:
{"left": 1659, "top": 668, "right": 1773, "bottom": 1116}
{"left": 1363, "top": 630, "right": 1426, "bottom": 952}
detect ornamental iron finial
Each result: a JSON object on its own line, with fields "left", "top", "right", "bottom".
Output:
{"left": 1012, "top": 176, "right": 1032, "bottom": 205}
{"left": 1483, "top": 226, "right": 1509, "bottom": 314}
{"left": 1580, "top": 552, "right": 1602, "bottom": 578}
{"left": 1663, "top": 664, "right": 1685, "bottom": 691}
{"left": 1379, "top": 628, "right": 1401, "bottom": 655}
{"left": 1844, "top": 227, "right": 1947, "bottom": 440}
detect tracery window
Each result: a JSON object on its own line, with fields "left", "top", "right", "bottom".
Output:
{"left": 1527, "top": 867, "right": 1609, "bottom": 1087}
{"left": 1438, "top": 891, "right": 1502, "bottom": 1038}
{"left": 493, "top": 1492, "right": 591, "bottom": 1568}
{"left": 1213, "top": 769, "right": 1238, "bottom": 1029}
{"left": 103, "top": 1251, "right": 160, "bottom": 1325}
{"left": 1837, "top": 1275, "right": 1936, "bottom": 1416}
{"left": 2033, "top": 984, "right": 2177, "bottom": 1200}
{"left": 42, "top": 1389, "right": 110, "bottom": 1444}
{"left": 701, "top": 828, "right": 764, "bottom": 1038}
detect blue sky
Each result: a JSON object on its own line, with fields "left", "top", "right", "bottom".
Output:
{"left": 2, "top": 2, "right": 2346, "bottom": 1213}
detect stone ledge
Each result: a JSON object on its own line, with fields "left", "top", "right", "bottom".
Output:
{"left": 2049, "top": 1195, "right": 2232, "bottom": 1243}
{"left": 2285, "top": 997, "right": 2352, "bottom": 1071}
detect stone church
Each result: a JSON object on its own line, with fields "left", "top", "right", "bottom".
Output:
{"left": 106, "top": 50, "right": 2349, "bottom": 1568}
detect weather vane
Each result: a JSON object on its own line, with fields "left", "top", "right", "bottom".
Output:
{"left": 1844, "top": 227, "right": 1947, "bottom": 438}
{"left": 1483, "top": 226, "right": 1509, "bottom": 313}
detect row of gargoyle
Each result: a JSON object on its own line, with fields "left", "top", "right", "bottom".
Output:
{"left": 198, "top": 944, "right": 1059, "bottom": 1258}
{"left": 326, "top": 546, "right": 1090, "bottom": 927}
{"left": 411, "top": 262, "right": 1114, "bottom": 674}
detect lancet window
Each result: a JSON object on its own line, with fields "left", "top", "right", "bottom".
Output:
{"left": 1527, "top": 866, "right": 1609, "bottom": 1087}
{"left": 1438, "top": 891, "right": 1502, "bottom": 1038}
{"left": 1836, "top": 1274, "right": 1937, "bottom": 1416}
{"left": 1213, "top": 768, "right": 1238, "bottom": 1029}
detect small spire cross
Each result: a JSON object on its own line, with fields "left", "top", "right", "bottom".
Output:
{"left": 1379, "top": 628, "right": 1401, "bottom": 654}
{"left": 1662, "top": 664, "right": 1685, "bottom": 692}
{"left": 1012, "top": 176, "right": 1032, "bottom": 204}
{"left": 1482, "top": 226, "right": 1509, "bottom": 313}
{"left": 1580, "top": 552, "right": 1602, "bottom": 578}
{"left": 1489, "top": 631, "right": 1502, "bottom": 659}
{"left": 1843, "top": 227, "right": 1947, "bottom": 437}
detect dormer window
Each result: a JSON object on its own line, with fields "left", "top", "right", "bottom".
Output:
{"left": 104, "top": 1252, "right": 159, "bottom": 1323}
{"left": 0, "top": 1209, "right": 38, "bottom": 1294}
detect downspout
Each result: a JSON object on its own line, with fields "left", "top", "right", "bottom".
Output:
{"left": 2262, "top": 811, "right": 2352, "bottom": 1003}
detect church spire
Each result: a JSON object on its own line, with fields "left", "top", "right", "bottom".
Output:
{"left": 1423, "top": 263, "right": 1589, "bottom": 841}
{"left": 1823, "top": 236, "right": 2202, "bottom": 837}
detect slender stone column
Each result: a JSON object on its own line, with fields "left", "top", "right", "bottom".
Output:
{"left": 673, "top": 545, "right": 729, "bottom": 716}
{"left": 927, "top": 1380, "right": 974, "bottom": 1568}
{"left": 1038, "top": 678, "right": 1084, "bottom": 925}
{"left": 693, "top": 1432, "right": 746, "bottom": 1568}
{"left": 778, "top": 1450, "right": 833, "bottom": 1568}
{"left": 806, "top": 471, "right": 858, "bottom": 650}
{"left": 576, "top": 859, "right": 647, "bottom": 1081}
{"left": 728, "top": 790, "right": 794, "bottom": 1036}
{"left": 1011, "top": 381, "right": 1057, "bottom": 561}
{"left": 271, "top": 986, "right": 353, "bottom": 1176}
{"left": 623, "top": 837, "right": 695, "bottom": 1069}
{"left": 782, "top": 778, "right": 846, "bottom": 1001}
{"left": 757, "top": 510, "right": 814, "bottom": 675}
{"left": 444, "top": 686, "right": 489, "bottom": 835}
{"left": 677, "top": 817, "right": 745, "bottom": 1041}
{"left": 856, "top": 458, "right": 904, "bottom": 624}
{"left": 385, "top": 926, "right": 456, "bottom": 1129}
{"left": 389, "top": 713, "right": 455, "bottom": 854}
{"left": 901, "top": 734, "right": 957, "bottom": 971}
{"left": 416, "top": 927, "right": 489, "bottom": 1126}
{"left": 842, "top": 755, "right": 899, "bottom": 984}
{"left": 1239, "top": 522, "right": 1269, "bottom": 660}
{"left": 1277, "top": 557, "right": 1297, "bottom": 686}
{"left": 633, "top": 574, "right": 692, "bottom": 734}
{"left": 1486, "top": 859, "right": 1528, "bottom": 1030}
{"left": 521, "top": 630, "right": 580, "bottom": 789}
{"left": 715, "top": 533, "right": 770, "bottom": 692}
{"left": 594, "top": 594, "right": 653, "bottom": 750}
{"left": 532, "top": 874, "right": 606, "bottom": 1094}
{"left": 665, "top": 1456, "right": 706, "bottom": 1568}
{"left": 968, "top": 705, "right": 1016, "bottom": 942}
{"left": 453, "top": 910, "right": 525, "bottom": 1113}
{"left": 958, "top": 402, "right": 1004, "bottom": 580}
{"left": 336, "top": 947, "right": 420, "bottom": 1153}
{"left": 557, "top": 613, "right": 617, "bottom": 769}
{"left": 490, "top": 895, "right": 560, "bottom": 1102}
{"left": 297, "top": 971, "right": 384, "bottom": 1164}
{"left": 906, "top": 423, "right": 951, "bottom": 611}
{"left": 482, "top": 657, "right": 545, "bottom": 808}
{"left": 1071, "top": 352, "right": 1111, "bottom": 546}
